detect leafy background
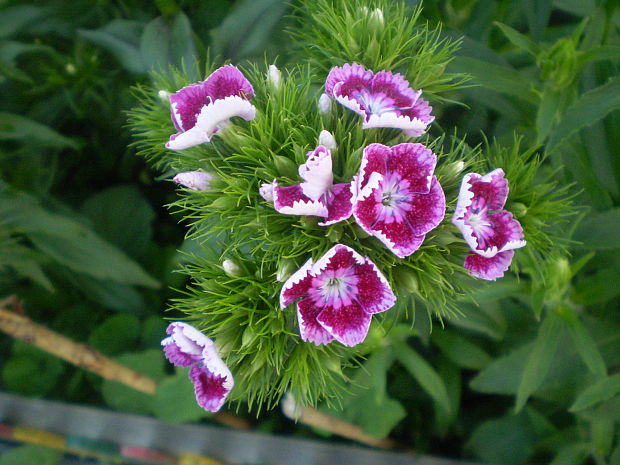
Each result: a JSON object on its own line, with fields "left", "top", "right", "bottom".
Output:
{"left": 0, "top": 0, "right": 619, "bottom": 464}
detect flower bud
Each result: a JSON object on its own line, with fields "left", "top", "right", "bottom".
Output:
{"left": 318, "top": 130, "right": 337, "bottom": 151}
{"left": 537, "top": 38, "right": 579, "bottom": 89}
{"left": 318, "top": 93, "right": 332, "bottom": 115}
{"left": 445, "top": 160, "right": 465, "bottom": 181}
{"left": 65, "top": 63, "right": 77, "bottom": 75}
{"left": 222, "top": 259, "right": 242, "bottom": 277}
{"left": 267, "top": 64, "right": 281, "bottom": 90}
{"left": 394, "top": 267, "right": 418, "bottom": 294}
{"left": 276, "top": 260, "right": 296, "bottom": 282}
{"left": 369, "top": 8, "right": 384, "bottom": 33}
{"left": 158, "top": 90, "right": 171, "bottom": 102}
{"left": 173, "top": 171, "right": 212, "bottom": 191}
{"left": 510, "top": 202, "right": 528, "bottom": 218}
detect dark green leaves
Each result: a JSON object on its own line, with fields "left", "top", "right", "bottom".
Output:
{"left": 570, "top": 375, "right": 620, "bottom": 412}
{"left": 0, "top": 445, "right": 61, "bottom": 465}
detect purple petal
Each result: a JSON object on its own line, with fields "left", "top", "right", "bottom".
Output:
{"left": 169, "top": 82, "right": 212, "bottom": 132}
{"left": 272, "top": 182, "right": 329, "bottom": 217}
{"left": 280, "top": 258, "right": 314, "bottom": 308}
{"left": 371, "top": 70, "right": 420, "bottom": 110}
{"left": 189, "top": 364, "right": 232, "bottom": 412}
{"left": 162, "top": 340, "right": 196, "bottom": 367}
{"left": 203, "top": 65, "right": 254, "bottom": 101}
{"left": 325, "top": 63, "right": 373, "bottom": 99}
{"left": 388, "top": 143, "right": 436, "bottom": 193}
{"left": 317, "top": 301, "right": 372, "bottom": 347}
{"left": 464, "top": 250, "right": 515, "bottom": 280}
{"left": 403, "top": 177, "right": 446, "bottom": 236}
{"left": 165, "top": 322, "right": 210, "bottom": 355}
{"left": 313, "top": 244, "right": 364, "bottom": 274}
{"left": 353, "top": 261, "right": 396, "bottom": 314}
{"left": 318, "top": 183, "right": 354, "bottom": 226}
{"left": 297, "top": 298, "right": 335, "bottom": 345}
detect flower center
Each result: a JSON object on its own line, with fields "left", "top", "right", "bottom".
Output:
{"left": 466, "top": 198, "right": 495, "bottom": 249}
{"left": 374, "top": 172, "right": 412, "bottom": 224}
{"left": 355, "top": 90, "right": 395, "bottom": 115}
{"left": 309, "top": 267, "right": 359, "bottom": 309}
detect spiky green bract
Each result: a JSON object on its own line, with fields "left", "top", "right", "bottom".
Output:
{"left": 288, "top": 0, "right": 468, "bottom": 101}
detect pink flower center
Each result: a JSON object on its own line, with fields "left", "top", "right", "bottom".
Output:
{"left": 374, "top": 172, "right": 412, "bottom": 225}
{"left": 466, "top": 197, "right": 495, "bottom": 249}
{"left": 355, "top": 90, "right": 396, "bottom": 115}
{"left": 309, "top": 267, "right": 359, "bottom": 309}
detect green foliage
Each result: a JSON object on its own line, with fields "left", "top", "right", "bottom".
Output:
{"left": 0, "top": 445, "right": 62, "bottom": 465}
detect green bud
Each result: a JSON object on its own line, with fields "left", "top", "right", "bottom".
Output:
{"left": 326, "top": 225, "right": 343, "bottom": 242}
{"left": 443, "top": 160, "right": 465, "bottom": 183}
{"left": 368, "top": 8, "right": 384, "bottom": 35}
{"left": 537, "top": 38, "right": 579, "bottom": 89}
{"left": 433, "top": 229, "right": 458, "bottom": 246}
{"left": 277, "top": 259, "right": 297, "bottom": 282}
{"left": 222, "top": 259, "right": 243, "bottom": 277}
{"left": 241, "top": 325, "right": 256, "bottom": 347}
{"left": 273, "top": 155, "right": 299, "bottom": 179}
{"left": 546, "top": 256, "right": 572, "bottom": 302}
{"left": 510, "top": 202, "right": 528, "bottom": 218}
{"left": 394, "top": 267, "right": 418, "bottom": 294}
{"left": 210, "top": 196, "right": 237, "bottom": 210}
{"left": 299, "top": 216, "right": 318, "bottom": 229}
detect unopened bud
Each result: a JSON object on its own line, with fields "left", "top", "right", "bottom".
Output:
{"left": 394, "top": 267, "right": 418, "bottom": 294}
{"left": 173, "top": 171, "right": 212, "bottom": 191}
{"left": 65, "top": 63, "right": 77, "bottom": 75}
{"left": 318, "top": 130, "right": 337, "bottom": 151}
{"left": 445, "top": 161, "right": 465, "bottom": 180}
{"left": 222, "top": 259, "right": 242, "bottom": 277}
{"left": 318, "top": 93, "right": 332, "bottom": 115}
{"left": 369, "top": 8, "right": 385, "bottom": 32}
{"left": 259, "top": 182, "right": 274, "bottom": 201}
{"left": 267, "top": 64, "right": 281, "bottom": 90}
{"left": 158, "top": 90, "right": 171, "bottom": 101}
{"left": 510, "top": 202, "right": 528, "bottom": 218}
{"left": 276, "top": 260, "right": 296, "bottom": 282}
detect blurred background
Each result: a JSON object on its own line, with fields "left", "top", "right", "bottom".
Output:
{"left": 0, "top": 0, "right": 619, "bottom": 464}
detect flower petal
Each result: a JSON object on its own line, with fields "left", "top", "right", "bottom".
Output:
{"left": 272, "top": 182, "right": 328, "bottom": 217}
{"left": 173, "top": 171, "right": 212, "bottom": 191}
{"left": 369, "top": 220, "right": 426, "bottom": 258}
{"left": 166, "top": 126, "right": 212, "bottom": 150}
{"left": 189, "top": 364, "right": 232, "bottom": 412}
{"left": 312, "top": 244, "right": 364, "bottom": 275}
{"left": 464, "top": 250, "right": 515, "bottom": 281}
{"left": 318, "top": 183, "right": 354, "bottom": 226}
{"left": 280, "top": 258, "right": 314, "bottom": 308}
{"left": 403, "top": 176, "right": 446, "bottom": 236}
{"left": 169, "top": 82, "right": 212, "bottom": 132}
{"left": 203, "top": 65, "right": 254, "bottom": 101}
{"left": 353, "top": 260, "right": 396, "bottom": 314}
{"left": 389, "top": 143, "right": 437, "bottom": 193}
{"left": 371, "top": 70, "right": 420, "bottom": 110}
{"left": 298, "top": 146, "right": 333, "bottom": 200}
{"left": 317, "top": 301, "right": 372, "bottom": 347}
{"left": 325, "top": 63, "right": 373, "bottom": 99}
{"left": 363, "top": 112, "right": 428, "bottom": 137}
{"left": 297, "top": 298, "right": 335, "bottom": 345}
{"left": 162, "top": 339, "right": 196, "bottom": 367}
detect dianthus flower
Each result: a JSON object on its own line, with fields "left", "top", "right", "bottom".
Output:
{"left": 280, "top": 244, "right": 396, "bottom": 347}
{"left": 352, "top": 143, "right": 445, "bottom": 258}
{"left": 452, "top": 169, "right": 526, "bottom": 280}
{"left": 263, "top": 145, "right": 353, "bottom": 226}
{"left": 324, "top": 63, "right": 433, "bottom": 137}
{"left": 166, "top": 65, "right": 256, "bottom": 150}
{"left": 162, "top": 322, "right": 233, "bottom": 412}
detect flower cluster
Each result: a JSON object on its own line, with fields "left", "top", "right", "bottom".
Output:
{"left": 159, "top": 62, "right": 526, "bottom": 411}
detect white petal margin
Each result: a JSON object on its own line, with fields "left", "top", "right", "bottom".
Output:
{"left": 361, "top": 256, "right": 397, "bottom": 314}
{"left": 280, "top": 258, "right": 314, "bottom": 309}
{"left": 312, "top": 244, "right": 365, "bottom": 278}
{"left": 333, "top": 83, "right": 367, "bottom": 117}
{"left": 202, "top": 344, "right": 234, "bottom": 392}
{"left": 363, "top": 113, "right": 428, "bottom": 137}
{"left": 272, "top": 181, "right": 329, "bottom": 217}
{"left": 165, "top": 322, "right": 211, "bottom": 356}
{"left": 170, "top": 101, "right": 184, "bottom": 131}
{"left": 166, "top": 96, "right": 256, "bottom": 150}
{"left": 452, "top": 172, "right": 480, "bottom": 252}
{"left": 298, "top": 147, "right": 333, "bottom": 200}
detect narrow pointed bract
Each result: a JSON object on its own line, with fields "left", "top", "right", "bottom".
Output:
{"left": 452, "top": 169, "right": 526, "bottom": 280}
{"left": 325, "top": 63, "right": 434, "bottom": 137}
{"left": 352, "top": 143, "right": 446, "bottom": 258}
{"left": 162, "top": 322, "right": 233, "bottom": 412}
{"left": 166, "top": 65, "right": 256, "bottom": 150}
{"left": 280, "top": 245, "right": 396, "bottom": 347}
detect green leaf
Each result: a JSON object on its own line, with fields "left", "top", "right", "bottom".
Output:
{"left": 466, "top": 411, "right": 538, "bottom": 465}
{"left": 524, "top": 0, "right": 553, "bottom": 40}
{"left": 394, "top": 341, "right": 451, "bottom": 417}
{"left": 67, "top": 273, "right": 147, "bottom": 313}
{"left": 81, "top": 184, "right": 155, "bottom": 259}
{"left": 553, "top": 0, "right": 596, "bottom": 17}
{"left": 210, "top": 0, "right": 287, "bottom": 60}
{"left": 565, "top": 314, "right": 607, "bottom": 379}
{"left": 536, "top": 89, "right": 563, "bottom": 144}
{"left": 140, "top": 13, "right": 198, "bottom": 76}
{"left": 3, "top": 342, "right": 64, "bottom": 396}
{"left": 448, "top": 56, "right": 536, "bottom": 102}
{"left": 471, "top": 344, "right": 531, "bottom": 395}
{"left": 450, "top": 302, "right": 507, "bottom": 341}
{"left": 0, "top": 5, "right": 44, "bottom": 38}
{"left": 591, "top": 414, "right": 614, "bottom": 459}
{"left": 152, "top": 369, "right": 210, "bottom": 423}
{"left": 569, "top": 375, "right": 620, "bottom": 411}
{"left": 78, "top": 20, "right": 144, "bottom": 74}
{"left": 0, "top": 112, "right": 78, "bottom": 149}
{"left": 88, "top": 315, "right": 141, "bottom": 356}
{"left": 579, "top": 46, "right": 620, "bottom": 66}
{"left": 0, "top": 243, "right": 53, "bottom": 290}
{"left": 494, "top": 22, "right": 540, "bottom": 56}
{"left": 573, "top": 267, "right": 620, "bottom": 305}
{"left": 548, "top": 444, "right": 590, "bottom": 465}
{"left": 574, "top": 208, "right": 620, "bottom": 250}
{"left": 0, "top": 445, "right": 61, "bottom": 465}
{"left": 515, "top": 312, "right": 563, "bottom": 412}
{"left": 432, "top": 329, "right": 492, "bottom": 370}
{"left": 101, "top": 349, "right": 165, "bottom": 414}
{"left": 547, "top": 77, "right": 620, "bottom": 153}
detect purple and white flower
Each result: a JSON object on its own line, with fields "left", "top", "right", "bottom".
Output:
{"left": 269, "top": 145, "right": 354, "bottom": 226}
{"left": 452, "top": 169, "right": 526, "bottom": 280}
{"left": 173, "top": 171, "right": 213, "bottom": 191}
{"left": 166, "top": 65, "right": 256, "bottom": 150}
{"left": 280, "top": 244, "right": 396, "bottom": 347}
{"left": 324, "top": 63, "right": 434, "bottom": 137}
{"left": 162, "top": 322, "right": 233, "bottom": 412}
{"left": 352, "top": 143, "right": 446, "bottom": 258}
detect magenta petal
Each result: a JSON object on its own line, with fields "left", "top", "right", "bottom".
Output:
{"left": 372, "top": 220, "right": 426, "bottom": 258}
{"left": 325, "top": 63, "right": 373, "bottom": 99}
{"left": 273, "top": 182, "right": 328, "bottom": 217}
{"left": 297, "top": 298, "right": 335, "bottom": 345}
{"left": 317, "top": 301, "right": 372, "bottom": 347}
{"left": 478, "top": 210, "right": 526, "bottom": 256}
{"left": 318, "top": 183, "right": 354, "bottom": 226}
{"left": 404, "top": 177, "right": 446, "bottom": 236}
{"left": 464, "top": 250, "right": 515, "bottom": 280}
{"left": 280, "top": 258, "right": 314, "bottom": 308}
{"left": 371, "top": 70, "right": 420, "bottom": 110}
{"left": 353, "top": 262, "right": 396, "bottom": 314}
{"left": 404, "top": 96, "right": 434, "bottom": 125}
{"left": 162, "top": 340, "right": 196, "bottom": 367}
{"left": 470, "top": 169, "right": 509, "bottom": 211}
{"left": 189, "top": 364, "right": 231, "bottom": 412}
{"left": 314, "top": 244, "right": 363, "bottom": 273}
{"left": 169, "top": 81, "right": 212, "bottom": 132}
{"left": 389, "top": 143, "right": 437, "bottom": 193}
{"left": 203, "top": 65, "right": 254, "bottom": 101}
